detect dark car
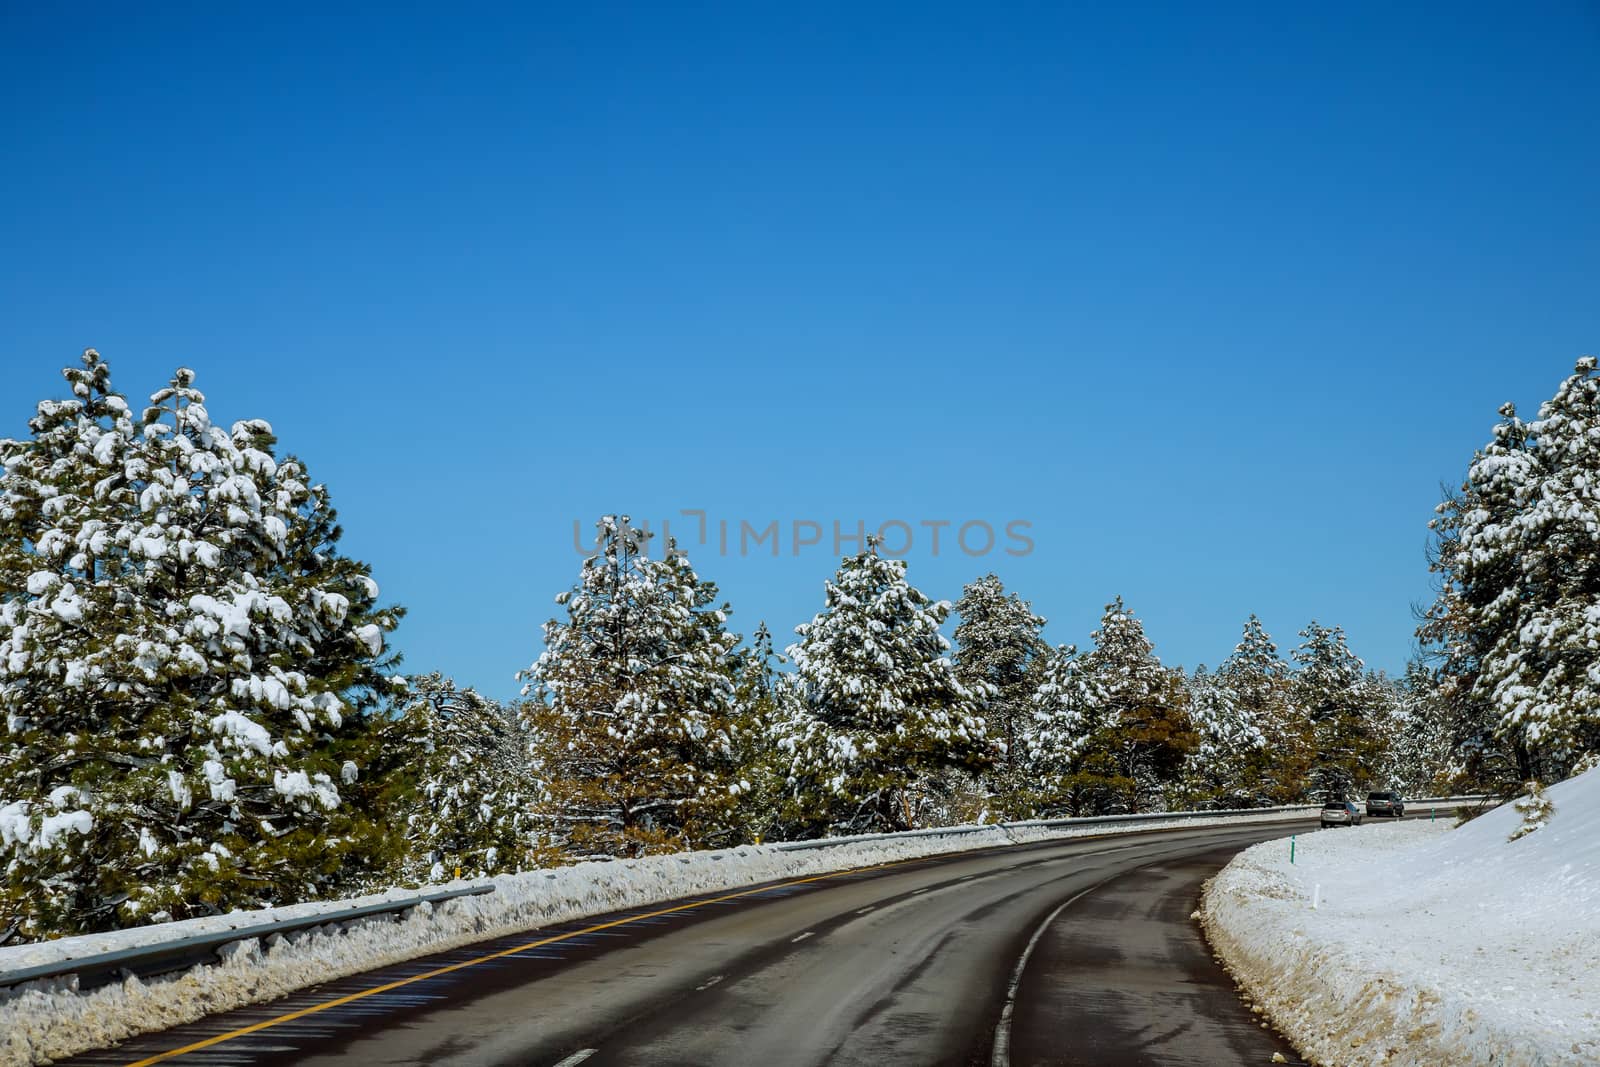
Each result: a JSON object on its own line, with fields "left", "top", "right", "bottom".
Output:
{"left": 1320, "top": 799, "right": 1363, "bottom": 828}
{"left": 1366, "top": 791, "right": 1405, "bottom": 817}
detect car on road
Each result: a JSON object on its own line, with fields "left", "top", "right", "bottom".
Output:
{"left": 1366, "top": 790, "right": 1405, "bottom": 818}
{"left": 1320, "top": 799, "right": 1363, "bottom": 828}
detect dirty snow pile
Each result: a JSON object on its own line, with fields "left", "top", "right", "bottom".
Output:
{"left": 1203, "top": 771, "right": 1600, "bottom": 1067}
{"left": 0, "top": 811, "right": 1303, "bottom": 1067}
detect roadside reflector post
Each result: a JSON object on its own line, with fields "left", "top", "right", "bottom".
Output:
{"left": 1312, "top": 884, "right": 1320, "bottom": 910}
{"left": 1290, "top": 835, "right": 1295, "bottom": 864}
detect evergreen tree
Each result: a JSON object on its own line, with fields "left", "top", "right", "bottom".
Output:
{"left": 0, "top": 352, "right": 405, "bottom": 940}
{"left": 1029, "top": 599, "right": 1194, "bottom": 815}
{"left": 953, "top": 574, "right": 1047, "bottom": 816}
{"left": 782, "top": 538, "right": 994, "bottom": 834}
{"left": 1291, "top": 622, "right": 1378, "bottom": 799}
{"left": 1377, "top": 662, "right": 1452, "bottom": 796}
{"left": 396, "top": 673, "right": 544, "bottom": 881}
{"left": 1080, "top": 598, "right": 1197, "bottom": 812}
{"left": 1405, "top": 663, "right": 1453, "bottom": 793}
{"left": 1490, "top": 360, "right": 1600, "bottom": 773}
{"left": 726, "top": 622, "right": 789, "bottom": 844}
{"left": 519, "top": 516, "right": 740, "bottom": 858}
{"left": 1216, "top": 615, "right": 1298, "bottom": 803}
{"left": 1027, "top": 642, "right": 1117, "bottom": 815}
{"left": 1419, "top": 397, "right": 1539, "bottom": 790}
{"left": 1182, "top": 663, "right": 1267, "bottom": 808}
{"left": 1427, "top": 359, "right": 1600, "bottom": 783}
{"left": 1359, "top": 669, "right": 1402, "bottom": 787}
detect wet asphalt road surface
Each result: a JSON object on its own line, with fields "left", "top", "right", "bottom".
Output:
{"left": 63, "top": 821, "right": 1329, "bottom": 1067}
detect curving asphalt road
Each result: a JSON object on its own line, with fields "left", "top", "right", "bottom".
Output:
{"left": 65, "top": 821, "right": 1328, "bottom": 1067}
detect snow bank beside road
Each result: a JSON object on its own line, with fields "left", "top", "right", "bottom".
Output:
{"left": 1, "top": 810, "right": 1304, "bottom": 1067}
{"left": 1203, "top": 772, "right": 1600, "bottom": 1067}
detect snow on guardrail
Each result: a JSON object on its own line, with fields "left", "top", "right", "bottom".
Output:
{"left": 0, "top": 798, "right": 1480, "bottom": 1066}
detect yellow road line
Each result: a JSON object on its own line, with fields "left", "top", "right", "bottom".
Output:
{"left": 123, "top": 854, "right": 931, "bottom": 1066}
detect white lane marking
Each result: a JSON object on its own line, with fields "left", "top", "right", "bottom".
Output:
{"left": 990, "top": 878, "right": 1113, "bottom": 1067}
{"left": 791, "top": 931, "right": 815, "bottom": 943}
{"left": 553, "top": 1051, "right": 597, "bottom": 1067}
{"left": 911, "top": 887, "right": 930, "bottom": 895}
{"left": 856, "top": 905, "right": 877, "bottom": 914}
{"left": 696, "top": 975, "right": 724, "bottom": 991}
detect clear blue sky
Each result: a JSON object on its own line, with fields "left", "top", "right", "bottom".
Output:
{"left": 3, "top": 3, "right": 1596, "bottom": 700}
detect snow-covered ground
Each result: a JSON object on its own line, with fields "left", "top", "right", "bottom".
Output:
{"left": 0, "top": 810, "right": 1308, "bottom": 1067}
{"left": 1203, "top": 771, "right": 1600, "bottom": 1067}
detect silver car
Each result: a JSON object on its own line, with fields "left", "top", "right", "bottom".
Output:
{"left": 1320, "top": 800, "right": 1363, "bottom": 828}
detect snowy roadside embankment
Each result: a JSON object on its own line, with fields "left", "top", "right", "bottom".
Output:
{"left": 1, "top": 811, "right": 1303, "bottom": 1066}
{"left": 1202, "top": 771, "right": 1600, "bottom": 1067}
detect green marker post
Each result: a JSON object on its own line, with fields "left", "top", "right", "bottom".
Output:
{"left": 1290, "top": 835, "right": 1296, "bottom": 864}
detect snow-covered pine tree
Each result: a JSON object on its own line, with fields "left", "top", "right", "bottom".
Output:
{"left": 1383, "top": 661, "right": 1455, "bottom": 796}
{"left": 1458, "top": 359, "right": 1600, "bottom": 780}
{"left": 1509, "top": 779, "right": 1554, "bottom": 842}
{"left": 726, "top": 622, "right": 789, "bottom": 844}
{"left": 1181, "top": 664, "right": 1267, "bottom": 808}
{"left": 0, "top": 353, "right": 405, "bottom": 940}
{"left": 1291, "top": 622, "right": 1379, "bottom": 799}
{"left": 0, "top": 352, "right": 139, "bottom": 938}
{"left": 396, "top": 673, "right": 544, "bottom": 881}
{"left": 1076, "top": 598, "right": 1197, "bottom": 813}
{"left": 782, "top": 538, "right": 994, "bottom": 834}
{"left": 1216, "top": 615, "right": 1298, "bottom": 803}
{"left": 953, "top": 574, "right": 1047, "bottom": 817}
{"left": 1027, "top": 642, "right": 1116, "bottom": 816}
{"left": 1367, "top": 669, "right": 1409, "bottom": 781}
{"left": 1420, "top": 397, "right": 1539, "bottom": 790}
{"left": 519, "top": 516, "right": 741, "bottom": 858}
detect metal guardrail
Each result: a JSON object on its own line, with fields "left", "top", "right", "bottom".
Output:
{"left": 1, "top": 795, "right": 1491, "bottom": 992}
{"left": 769, "top": 795, "right": 1491, "bottom": 851}
{"left": 0, "top": 883, "right": 495, "bottom": 993}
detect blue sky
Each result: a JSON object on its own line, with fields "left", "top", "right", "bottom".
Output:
{"left": 2, "top": 3, "right": 1596, "bottom": 699}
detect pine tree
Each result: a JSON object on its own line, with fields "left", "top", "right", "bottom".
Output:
{"left": 0, "top": 353, "right": 405, "bottom": 940}
{"left": 1080, "top": 598, "right": 1197, "bottom": 812}
{"left": 1182, "top": 664, "right": 1267, "bottom": 808}
{"left": 1216, "top": 615, "right": 1298, "bottom": 803}
{"left": 396, "top": 673, "right": 544, "bottom": 881}
{"left": 1369, "top": 663, "right": 1448, "bottom": 795}
{"left": 1509, "top": 779, "right": 1554, "bottom": 842}
{"left": 1420, "top": 399, "right": 1539, "bottom": 789}
{"left": 782, "top": 538, "right": 994, "bottom": 834}
{"left": 1475, "top": 360, "right": 1600, "bottom": 774}
{"left": 1028, "top": 600, "right": 1194, "bottom": 815}
{"left": 1292, "top": 622, "right": 1378, "bottom": 799}
{"left": 726, "top": 622, "right": 789, "bottom": 844}
{"left": 519, "top": 516, "right": 741, "bottom": 858}
{"left": 1391, "top": 661, "right": 1456, "bottom": 794}
{"left": 1027, "top": 643, "right": 1116, "bottom": 815}
{"left": 1422, "top": 358, "right": 1600, "bottom": 785}
{"left": 953, "top": 574, "right": 1047, "bottom": 817}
